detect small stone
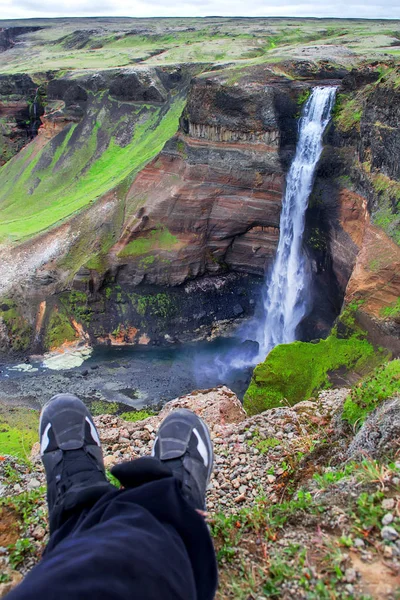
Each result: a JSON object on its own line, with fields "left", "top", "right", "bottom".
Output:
{"left": 392, "top": 477, "right": 400, "bottom": 486}
{"left": 234, "top": 492, "right": 246, "bottom": 504}
{"left": 382, "top": 498, "right": 395, "bottom": 510}
{"left": 239, "top": 485, "right": 247, "bottom": 495}
{"left": 267, "top": 474, "right": 276, "bottom": 483}
{"left": 383, "top": 545, "right": 393, "bottom": 559}
{"left": 354, "top": 538, "right": 365, "bottom": 548}
{"left": 27, "top": 478, "right": 41, "bottom": 490}
{"left": 381, "top": 526, "right": 399, "bottom": 541}
{"left": 32, "top": 526, "right": 46, "bottom": 540}
{"left": 344, "top": 568, "right": 357, "bottom": 583}
{"left": 382, "top": 513, "right": 394, "bottom": 526}
{"left": 345, "top": 585, "right": 354, "bottom": 594}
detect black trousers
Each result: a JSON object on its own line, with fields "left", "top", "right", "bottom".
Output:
{"left": 7, "top": 458, "right": 218, "bottom": 600}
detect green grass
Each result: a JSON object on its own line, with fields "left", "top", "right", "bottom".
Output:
{"left": 244, "top": 334, "right": 380, "bottom": 416}
{"left": 120, "top": 409, "right": 156, "bottom": 422}
{"left": 0, "top": 96, "right": 185, "bottom": 243}
{"left": 118, "top": 227, "right": 179, "bottom": 258}
{"left": 90, "top": 401, "right": 119, "bottom": 416}
{"left": 0, "top": 406, "right": 39, "bottom": 459}
{"left": 342, "top": 359, "right": 400, "bottom": 425}
{"left": 333, "top": 94, "right": 363, "bottom": 132}
{"left": 1, "top": 18, "right": 398, "bottom": 75}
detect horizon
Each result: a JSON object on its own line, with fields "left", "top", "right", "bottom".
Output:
{"left": 1, "top": 15, "right": 400, "bottom": 22}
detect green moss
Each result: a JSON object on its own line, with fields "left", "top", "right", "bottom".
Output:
{"left": 342, "top": 359, "right": 400, "bottom": 425}
{"left": 44, "top": 307, "right": 77, "bottom": 350}
{"left": 296, "top": 89, "right": 311, "bottom": 106}
{"left": 120, "top": 409, "right": 156, "bottom": 422}
{"left": 0, "top": 300, "right": 33, "bottom": 352}
{"left": 254, "top": 437, "right": 281, "bottom": 453}
{"left": 60, "top": 290, "right": 92, "bottom": 326}
{"left": 138, "top": 255, "right": 156, "bottom": 269}
{"left": 118, "top": 227, "right": 179, "bottom": 258}
{"left": 0, "top": 405, "right": 39, "bottom": 459}
{"left": 244, "top": 335, "right": 380, "bottom": 416}
{"left": 380, "top": 297, "right": 400, "bottom": 319}
{"left": 128, "top": 292, "right": 175, "bottom": 319}
{"left": 90, "top": 401, "right": 119, "bottom": 416}
{"left": 333, "top": 94, "right": 363, "bottom": 133}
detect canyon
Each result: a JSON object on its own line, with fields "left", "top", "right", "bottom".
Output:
{"left": 0, "top": 56, "right": 399, "bottom": 359}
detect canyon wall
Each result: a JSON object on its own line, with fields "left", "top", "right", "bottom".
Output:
{"left": 0, "top": 62, "right": 398, "bottom": 355}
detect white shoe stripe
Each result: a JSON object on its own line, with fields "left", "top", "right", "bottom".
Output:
{"left": 193, "top": 428, "right": 209, "bottom": 467}
{"left": 151, "top": 436, "right": 159, "bottom": 457}
{"left": 86, "top": 416, "right": 101, "bottom": 446}
{"left": 40, "top": 423, "right": 52, "bottom": 455}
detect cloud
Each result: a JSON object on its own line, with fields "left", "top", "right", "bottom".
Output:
{"left": 1, "top": 0, "right": 399, "bottom": 20}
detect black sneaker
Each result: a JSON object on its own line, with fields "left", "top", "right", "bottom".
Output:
{"left": 151, "top": 409, "right": 214, "bottom": 510}
{"left": 39, "top": 393, "right": 113, "bottom": 528}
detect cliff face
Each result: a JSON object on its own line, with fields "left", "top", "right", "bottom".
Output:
{"left": 0, "top": 62, "right": 398, "bottom": 355}
{"left": 0, "top": 66, "right": 308, "bottom": 352}
{"left": 0, "top": 74, "right": 44, "bottom": 166}
{"left": 306, "top": 64, "right": 400, "bottom": 355}
{"left": 108, "top": 72, "right": 295, "bottom": 285}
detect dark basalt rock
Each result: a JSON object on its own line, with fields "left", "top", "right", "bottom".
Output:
{"left": 0, "top": 26, "right": 42, "bottom": 52}
{"left": 109, "top": 72, "right": 166, "bottom": 103}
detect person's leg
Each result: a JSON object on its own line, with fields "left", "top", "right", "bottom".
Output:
{"left": 38, "top": 393, "right": 115, "bottom": 537}
{"left": 7, "top": 396, "right": 218, "bottom": 600}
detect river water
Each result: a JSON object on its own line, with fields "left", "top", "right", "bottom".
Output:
{"left": 0, "top": 338, "right": 252, "bottom": 410}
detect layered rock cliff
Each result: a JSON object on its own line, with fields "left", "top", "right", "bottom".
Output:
{"left": 306, "top": 63, "right": 400, "bottom": 355}
{"left": 0, "top": 61, "right": 399, "bottom": 356}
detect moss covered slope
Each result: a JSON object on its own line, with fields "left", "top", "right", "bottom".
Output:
{"left": 0, "top": 92, "right": 185, "bottom": 243}
{"left": 243, "top": 333, "right": 386, "bottom": 416}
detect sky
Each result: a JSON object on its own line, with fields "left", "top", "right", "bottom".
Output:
{"left": 1, "top": 0, "right": 399, "bottom": 21}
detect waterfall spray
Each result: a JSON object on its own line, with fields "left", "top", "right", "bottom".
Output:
{"left": 254, "top": 86, "right": 337, "bottom": 360}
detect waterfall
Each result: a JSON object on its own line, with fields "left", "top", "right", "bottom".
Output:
{"left": 197, "top": 86, "right": 337, "bottom": 386}
{"left": 254, "top": 86, "right": 337, "bottom": 361}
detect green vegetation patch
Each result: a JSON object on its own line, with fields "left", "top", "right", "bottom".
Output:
{"left": 333, "top": 93, "right": 363, "bottom": 133}
{"left": 44, "top": 306, "right": 77, "bottom": 350}
{"left": 296, "top": 88, "right": 311, "bottom": 106}
{"left": 0, "top": 300, "right": 33, "bottom": 352}
{"left": 59, "top": 290, "right": 92, "bottom": 326}
{"left": 118, "top": 227, "right": 179, "bottom": 258}
{"left": 0, "top": 405, "right": 39, "bottom": 459}
{"left": 369, "top": 173, "right": 400, "bottom": 246}
{"left": 342, "top": 359, "right": 400, "bottom": 425}
{"left": 0, "top": 96, "right": 185, "bottom": 243}
{"left": 120, "top": 409, "right": 156, "bottom": 422}
{"left": 380, "top": 297, "right": 400, "bottom": 319}
{"left": 90, "top": 400, "right": 119, "bottom": 416}
{"left": 244, "top": 335, "right": 378, "bottom": 416}
{"left": 128, "top": 291, "right": 176, "bottom": 319}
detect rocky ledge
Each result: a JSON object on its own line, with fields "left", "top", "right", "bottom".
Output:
{"left": 1, "top": 385, "right": 399, "bottom": 598}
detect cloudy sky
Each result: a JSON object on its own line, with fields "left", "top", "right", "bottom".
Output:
{"left": 1, "top": 0, "right": 399, "bottom": 20}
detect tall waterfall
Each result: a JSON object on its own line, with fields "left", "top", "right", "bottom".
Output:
{"left": 254, "top": 86, "right": 337, "bottom": 360}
